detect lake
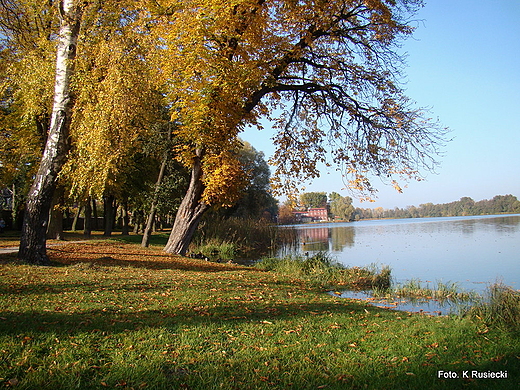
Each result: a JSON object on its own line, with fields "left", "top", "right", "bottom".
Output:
{"left": 279, "top": 214, "right": 520, "bottom": 293}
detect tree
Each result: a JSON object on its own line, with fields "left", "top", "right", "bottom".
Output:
{"left": 141, "top": 123, "right": 175, "bottom": 247}
{"left": 4, "top": 0, "right": 447, "bottom": 259}
{"left": 329, "top": 192, "right": 354, "bottom": 220}
{"left": 0, "top": 1, "right": 57, "bottom": 231}
{"left": 277, "top": 201, "right": 296, "bottom": 225}
{"left": 300, "top": 192, "right": 328, "bottom": 209}
{"left": 222, "top": 141, "right": 278, "bottom": 219}
{"left": 7, "top": 0, "right": 162, "bottom": 262}
{"left": 154, "top": 0, "right": 446, "bottom": 255}
{"left": 17, "top": 0, "right": 84, "bottom": 264}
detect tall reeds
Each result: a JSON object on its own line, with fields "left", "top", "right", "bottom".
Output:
{"left": 468, "top": 282, "right": 520, "bottom": 330}
{"left": 381, "top": 279, "right": 479, "bottom": 302}
{"left": 191, "top": 217, "right": 289, "bottom": 260}
{"left": 256, "top": 252, "right": 392, "bottom": 289}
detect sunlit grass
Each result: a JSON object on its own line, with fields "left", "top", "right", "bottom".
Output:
{"left": 256, "top": 253, "right": 391, "bottom": 290}
{"left": 1, "top": 242, "right": 519, "bottom": 389}
{"left": 466, "top": 282, "right": 520, "bottom": 331}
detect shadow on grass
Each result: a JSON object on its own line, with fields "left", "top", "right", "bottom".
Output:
{"left": 46, "top": 245, "right": 255, "bottom": 272}
{"left": 1, "top": 299, "right": 519, "bottom": 389}
{"left": 1, "top": 242, "right": 519, "bottom": 388}
{"left": 0, "top": 299, "right": 362, "bottom": 335}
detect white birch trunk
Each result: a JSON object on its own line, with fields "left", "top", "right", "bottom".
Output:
{"left": 18, "top": 0, "right": 83, "bottom": 264}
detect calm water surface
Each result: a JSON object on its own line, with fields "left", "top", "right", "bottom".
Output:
{"left": 280, "top": 214, "right": 520, "bottom": 293}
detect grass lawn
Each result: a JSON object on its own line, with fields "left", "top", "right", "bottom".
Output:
{"left": 0, "top": 239, "right": 519, "bottom": 389}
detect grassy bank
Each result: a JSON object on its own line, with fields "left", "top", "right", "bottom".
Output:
{"left": 1, "top": 241, "right": 519, "bottom": 389}
{"left": 256, "top": 252, "right": 391, "bottom": 290}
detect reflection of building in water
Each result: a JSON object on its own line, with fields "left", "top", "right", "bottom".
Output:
{"left": 300, "top": 228, "right": 329, "bottom": 252}
{"left": 297, "top": 226, "right": 357, "bottom": 253}
{"left": 293, "top": 207, "right": 328, "bottom": 223}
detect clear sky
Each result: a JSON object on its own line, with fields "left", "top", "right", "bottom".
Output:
{"left": 241, "top": 0, "right": 520, "bottom": 209}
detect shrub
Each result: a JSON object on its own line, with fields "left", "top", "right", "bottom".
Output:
{"left": 193, "top": 239, "right": 238, "bottom": 261}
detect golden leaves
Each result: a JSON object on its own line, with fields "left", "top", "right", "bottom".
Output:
{"left": 63, "top": 20, "right": 164, "bottom": 197}
{"left": 202, "top": 151, "right": 248, "bottom": 207}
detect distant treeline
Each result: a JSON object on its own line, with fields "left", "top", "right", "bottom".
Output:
{"left": 353, "top": 195, "right": 520, "bottom": 220}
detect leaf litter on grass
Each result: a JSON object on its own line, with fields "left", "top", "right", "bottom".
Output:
{"left": 1, "top": 241, "right": 519, "bottom": 389}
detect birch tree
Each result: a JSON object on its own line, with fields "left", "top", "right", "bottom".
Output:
{"left": 18, "top": 0, "right": 83, "bottom": 264}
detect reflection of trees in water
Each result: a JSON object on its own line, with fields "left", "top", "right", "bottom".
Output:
{"left": 331, "top": 226, "right": 355, "bottom": 251}
{"left": 440, "top": 216, "right": 520, "bottom": 235}
{"left": 478, "top": 216, "right": 520, "bottom": 233}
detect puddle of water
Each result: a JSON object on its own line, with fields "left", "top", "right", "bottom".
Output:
{"left": 329, "top": 290, "right": 473, "bottom": 315}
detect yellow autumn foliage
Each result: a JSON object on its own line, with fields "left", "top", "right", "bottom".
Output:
{"left": 1, "top": 0, "right": 445, "bottom": 212}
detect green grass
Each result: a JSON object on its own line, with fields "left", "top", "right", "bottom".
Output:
{"left": 467, "top": 282, "right": 520, "bottom": 331}
{"left": 256, "top": 253, "right": 392, "bottom": 290}
{"left": 111, "top": 232, "right": 171, "bottom": 247}
{"left": 0, "top": 242, "right": 519, "bottom": 389}
{"left": 374, "top": 279, "right": 480, "bottom": 303}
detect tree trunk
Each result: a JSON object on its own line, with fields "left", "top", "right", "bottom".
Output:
{"left": 11, "top": 184, "right": 17, "bottom": 229}
{"left": 47, "top": 185, "right": 64, "bottom": 240}
{"left": 142, "top": 155, "right": 168, "bottom": 247}
{"left": 103, "top": 194, "right": 116, "bottom": 237}
{"left": 164, "top": 149, "right": 210, "bottom": 255}
{"left": 92, "top": 198, "right": 98, "bottom": 230}
{"left": 121, "top": 198, "right": 130, "bottom": 236}
{"left": 71, "top": 204, "right": 82, "bottom": 231}
{"left": 18, "top": 0, "right": 83, "bottom": 265}
{"left": 83, "top": 197, "right": 92, "bottom": 237}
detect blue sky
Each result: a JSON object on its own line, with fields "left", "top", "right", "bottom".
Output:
{"left": 241, "top": 0, "right": 520, "bottom": 209}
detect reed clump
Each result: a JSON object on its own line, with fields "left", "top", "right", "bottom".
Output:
{"left": 191, "top": 217, "right": 279, "bottom": 259}
{"left": 256, "top": 253, "right": 391, "bottom": 289}
{"left": 382, "top": 279, "right": 479, "bottom": 302}
{"left": 467, "top": 282, "right": 520, "bottom": 330}
{"left": 192, "top": 238, "right": 237, "bottom": 260}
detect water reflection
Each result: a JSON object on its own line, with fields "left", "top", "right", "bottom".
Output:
{"left": 329, "top": 290, "right": 471, "bottom": 315}
{"left": 331, "top": 226, "right": 355, "bottom": 251}
{"left": 282, "top": 225, "right": 357, "bottom": 253}
{"left": 300, "top": 227, "right": 329, "bottom": 252}
{"left": 279, "top": 215, "right": 520, "bottom": 292}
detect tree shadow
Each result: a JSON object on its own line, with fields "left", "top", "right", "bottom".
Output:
{"left": 47, "top": 245, "right": 255, "bottom": 272}
{"left": 1, "top": 299, "right": 519, "bottom": 389}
